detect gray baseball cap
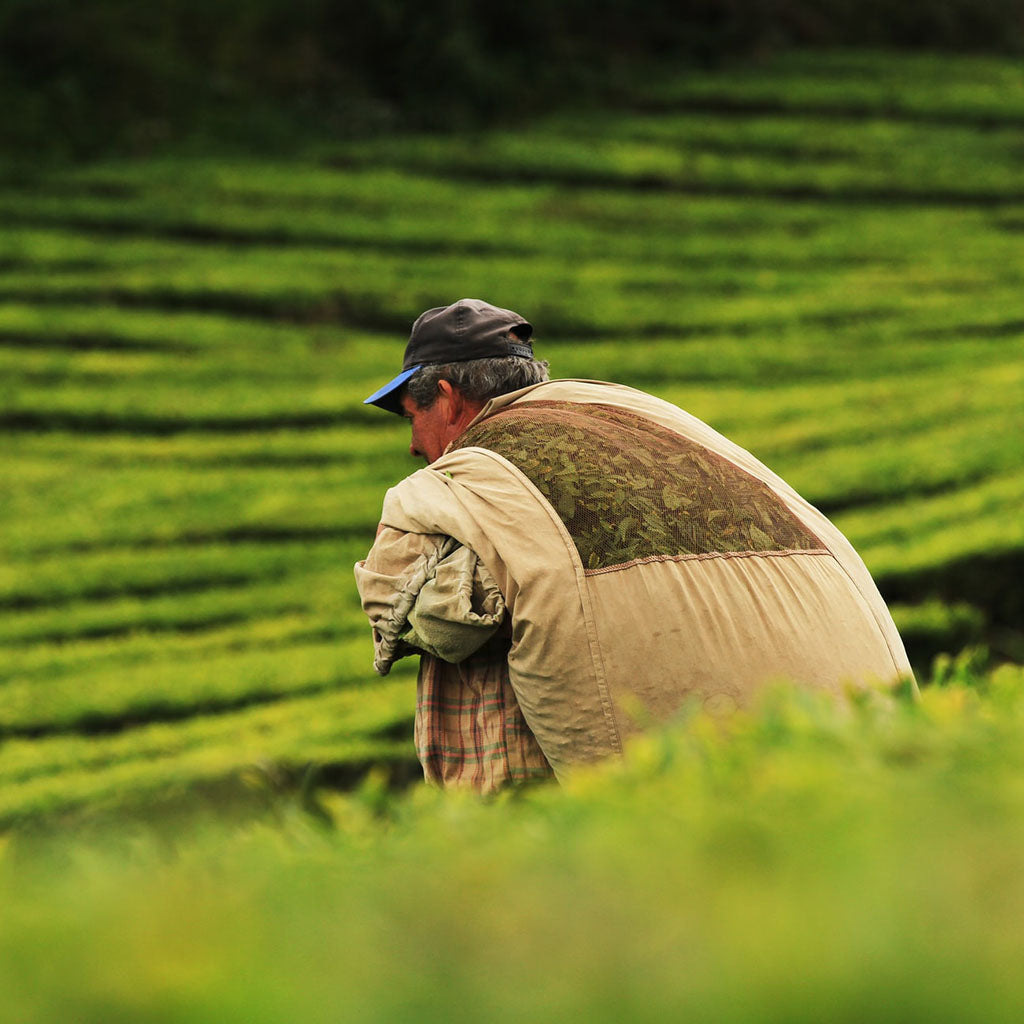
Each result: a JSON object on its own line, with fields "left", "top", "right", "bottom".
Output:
{"left": 363, "top": 298, "right": 533, "bottom": 414}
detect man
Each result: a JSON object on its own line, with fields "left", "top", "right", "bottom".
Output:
{"left": 355, "top": 298, "right": 915, "bottom": 793}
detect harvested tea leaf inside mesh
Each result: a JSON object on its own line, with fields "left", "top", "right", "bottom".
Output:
{"left": 454, "top": 401, "right": 823, "bottom": 572}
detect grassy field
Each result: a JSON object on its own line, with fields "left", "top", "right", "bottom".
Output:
{"left": 2, "top": 49, "right": 1023, "bottom": 828}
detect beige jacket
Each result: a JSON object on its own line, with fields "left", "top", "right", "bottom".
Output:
{"left": 356, "top": 379, "right": 915, "bottom": 780}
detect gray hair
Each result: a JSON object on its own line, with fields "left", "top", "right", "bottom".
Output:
{"left": 405, "top": 355, "right": 550, "bottom": 409}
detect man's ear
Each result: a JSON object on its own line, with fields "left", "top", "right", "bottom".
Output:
{"left": 436, "top": 379, "right": 462, "bottom": 424}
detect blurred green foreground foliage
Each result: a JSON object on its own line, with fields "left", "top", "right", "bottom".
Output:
{"left": 3, "top": 666, "right": 1024, "bottom": 1022}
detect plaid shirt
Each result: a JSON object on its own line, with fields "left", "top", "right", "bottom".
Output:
{"left": 414, "top": 625, "right": 554, "bottom": 794}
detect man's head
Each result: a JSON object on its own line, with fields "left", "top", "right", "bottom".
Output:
{"left": 364, "top": 298, "right": 550, "bottom": 462}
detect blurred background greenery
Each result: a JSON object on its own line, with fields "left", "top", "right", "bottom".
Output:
{"left": 3, "top": 4, "right": 1024, "bottom": 1016}
{"left": 3, "top": 0, "right": 1024, "bottom": 158}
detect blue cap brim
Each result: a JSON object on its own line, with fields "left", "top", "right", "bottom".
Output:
{"left": 363, "top": 365, "right": 421, "bottom": 414}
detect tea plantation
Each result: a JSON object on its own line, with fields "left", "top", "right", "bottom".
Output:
{"left": 3, "top": 46, "right": 1024, "bottom": 1020}
{"left": 3, "top": 51, "right": 1024, "bottom": 828}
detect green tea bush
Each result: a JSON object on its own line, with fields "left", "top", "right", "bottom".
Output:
{"left": 4, "top": 671, "right": 1024, "bottom": 1020}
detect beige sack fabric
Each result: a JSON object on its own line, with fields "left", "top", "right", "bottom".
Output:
{"left": 357, "top": 379, "right": 916, "bottom": 780}
{"left": 405, "top": 545, "right": 506, "bottom": 663}
{"left": 354, "top": 532, "right": 506, "bottom": 675}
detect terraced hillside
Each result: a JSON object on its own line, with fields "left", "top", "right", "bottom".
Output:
{"left": 3, "top": 51, "right": 1022, "bottom": 826}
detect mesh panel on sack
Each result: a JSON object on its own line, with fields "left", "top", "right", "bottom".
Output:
{"left": 453, "top": 401, "right": 825, "bottom": 573}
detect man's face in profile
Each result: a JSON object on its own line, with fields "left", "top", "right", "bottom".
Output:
{"left": 400, "top": 392, "right": 449, "bottom": 464}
